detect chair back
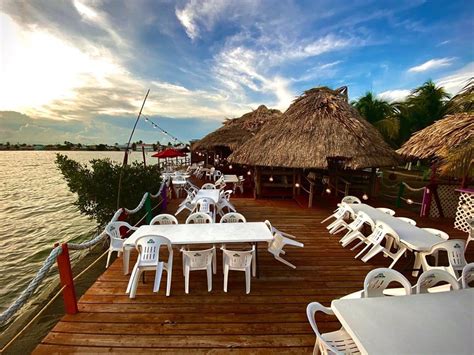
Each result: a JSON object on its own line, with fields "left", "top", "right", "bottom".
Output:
{"left": 182, "top": 247, "right": 214, "bottom": 268}
{"left": 201, "top": 183, "right": 216, "bottom": 190}
{"left": 186, "top": 212, "right": 213, "bottom": 224}
{"left": 222, "top": 247, "right": 254, "bottom": 268}
{"left": 397, "top": 217, "right": 417, "bottom": 226}
{"left": 214, "top": 170, "right": 222, "bottom": 178}
{"left": 422, "top": 228, "right": 449, "bottom": 240}
{"left": 195, "top": 197, "right": 215, "bottom": 214}
{"left": 416, "top": 269, "right": 460, "bottom": 294}
{"left": 135, "top": 235, "right": 172, "bottom": 263}
{"left": 220, "top": 212, "right": 246, "bottom": 223}
{"left": 150, "top": 214, "right": 178, "bottom": 225}
{"left": 306, "top": 302, "right": 341, "bottom": 354}
{"left": 350, "top": 211, "right": 375, "bottom": 231}
{"left": 461, "top": 263, "right": 474, "bottom": 289}
{"left": 364, "top": 268, "right": 412, "bottom": 297}
{"left": 367, "top": 221, "right": 398, "bottom": 246}
{"left": 106, "top": 221, "right": 134, "bottom": 239}
{"left": 430, "top": 239, "right": 467, "bottom": 270}
{"left": 341, "top": 195, "right": 361, "bottom": 204}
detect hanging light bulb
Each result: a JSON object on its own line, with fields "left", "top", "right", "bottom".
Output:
{"left": 362, "top": 193, "right": 368, "bottom": 200}
{"left": 407, "top": 198, "right": 414, "bottom": 205}
{"left": 247, "top": 170, "right": 252, "bottom": 175}
{"left": 229, "top": 165, "right": 233, "bottom": 169}
{"left": 325, "top": 188, "right": 331, "bottom": 194}
{"left": 295, "top": 183, "right": 300, "bottom": 188}
{"left": 269, "top": 176, "right": 274, "bottom": 182}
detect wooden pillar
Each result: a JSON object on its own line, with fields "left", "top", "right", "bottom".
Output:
{"left": 141, "top": 146, "right": 147, "bottom": 167}
{"left": 396, "top": 183, "right": 405, "bottom": 208}
{"left": 161, "top": 182, "right": 168, "bottom": 211}
{"left": 254, "top": 166, "right": 260, "bottom": 198}
{"left": 421, "top": 185, "right": 432, "bottom": 217}
{"left": 145, "top": 193, "right": 152, "bottom": 224}
{"left": 55, "top": 243, "right": 78, "bottom": 315}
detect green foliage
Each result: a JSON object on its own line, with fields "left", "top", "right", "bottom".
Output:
{"left": 55, "top": 154, "right": 162, "bottom": 226}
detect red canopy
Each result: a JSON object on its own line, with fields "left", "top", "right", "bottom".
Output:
{"left": 152, "top": 148, "right": 186, "bottom": 158}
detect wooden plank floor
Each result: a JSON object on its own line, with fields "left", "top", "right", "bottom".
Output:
{"left": 34, "top": 196, "right": 473, "bottom": 354}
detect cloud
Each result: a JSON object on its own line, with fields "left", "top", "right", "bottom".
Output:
{"left": 435, "top": 62, "right": 474, "bottom": 95}
{"left": 408, "top": 58, "right": 454, "bottom": 73}
{"left": 377, "top": 89, "right": 411, "bottom": 102}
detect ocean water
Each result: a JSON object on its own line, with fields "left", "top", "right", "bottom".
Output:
{"left": 0, "top": 150, "right": 164, "bottom": 323}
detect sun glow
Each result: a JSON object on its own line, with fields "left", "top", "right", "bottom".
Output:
{"left": 0, "top": 13, "right": 121, "bottom": 116}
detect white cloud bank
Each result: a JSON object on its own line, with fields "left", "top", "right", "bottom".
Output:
{"left": 408, "top": 57, "right": 454, "bottom": 73}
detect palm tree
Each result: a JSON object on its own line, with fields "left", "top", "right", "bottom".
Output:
{"left": 445, "top": 77, "right": 474, "bottom": 114}
{"left": 396, "top": 80, "right": 450, "bottom": 144}
{"left": 352, "top": 92, "right": 399, "bottom": 143}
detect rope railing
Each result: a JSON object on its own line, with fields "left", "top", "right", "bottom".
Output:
{"left": 0, "top": 176, "right": 170, "bottom": 328}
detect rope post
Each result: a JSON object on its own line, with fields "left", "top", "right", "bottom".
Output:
{"left": 421, "top": 186, "right": 432, "bottom": 217}
{"left": 55, "top": 243, "right": 78, "bottom": 315}
{"left": 161, "top": 182, "right": 168, "bottom": 211}
{"left": 145, "top": 193, "right": 152, "bottom": 224}
{"left": 396, "top": 182, "right": 405, "bottom": 208}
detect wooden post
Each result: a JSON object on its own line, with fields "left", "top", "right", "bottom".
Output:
{"left": 145, "top": 193, "right": 152, "bottom": 224}
{"left": 141, "top": 145, "right": 147, "bottom": 167}
{"left": 396, "top": 182, "right": 405, "bottom": 208}
{"left": 421, "top": 185, "right": 432, "bottom": 217}
{"left": 161, "top": 182, "right": 168, "bottom": 211}
{"left": 55, "top": 243, "right": 78, "bottom": 315}
{"left": 254, "top": 166, "right": 260, "bottom": 199}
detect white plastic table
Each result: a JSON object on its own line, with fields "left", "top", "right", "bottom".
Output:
{"left": 122, "top": 222, "right": 273, "bottom": 275}
{"left": 191, "top": 189, "right": 220, "bottom": 204}
{"left": 331, "top": 289, "right": 474, "bottom": 355}
{"left": 350, "top": 203, "right": 445, "bottom": 275}
{"left": 224, "top": 174, "right": 239, "bottom": 183}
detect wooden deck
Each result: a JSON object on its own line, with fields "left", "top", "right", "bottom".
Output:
{"left": 34, "top": 197, "right": 472, "bottom": 354}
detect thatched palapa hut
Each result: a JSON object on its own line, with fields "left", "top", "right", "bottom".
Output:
{"left": 398, "top": 112, "right": 473, "bottom": 185}
{"left": 192, "top": 105, "right": 282, "bottom": 162}
{"left": 229, "top": 86, "right": 400, "bottom": 204}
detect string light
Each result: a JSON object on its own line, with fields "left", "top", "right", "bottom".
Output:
{"left": 142, "top": 115, "right": 184, "bottom": 145}
{"left": 295, "top": 183, "right": 300, "bottom": 188}
{"left": 362, "top": 193, "right": 368, "bottom": 200}
{"left": 407, "top": 199, "right": 414, "bottom": 205}
{"left": 325, "top": 188, "right": 331, "bottom": 194}
{"left": 229, "top": 165, "right": 233, "bottom": 169}
{"left": 269, "top": 176, "right": 274, "bottom": 182}
{"left": 247, "top": 170, "right": 252, "bottom": 175}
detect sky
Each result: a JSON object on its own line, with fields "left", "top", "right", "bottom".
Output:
{"left": 0, "top": 0, "right": 473, "bottom": 145}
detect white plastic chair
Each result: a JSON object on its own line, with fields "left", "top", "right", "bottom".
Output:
{"left": 422, "top": 228, "right": 449, "bottom": 265}
{"left": 264, "top": 220, "right": 304, "bottom": 269}
{"left": 233, "top": 176, "right": 245, "bottom": 194}
{"left": 461, "top": 262, "right": 474, "bottom": 288}
{"left": 105, "top": 221, "right": 137, "bottom": 268}
{"left": 355, "top": 221, "right": 407, "bottom": 269}
{"left": 175, "top": 194, "right": 195, "bottom": 216}
{"left": 339, "top": 211, "right": 375, "bottom": 248}
{"left": 150, "top": 214, "right": 178, "bottom": 225}
{"left": 193, "top": 197, "right": 216, "bottom": 222}
{"left": 126, "top": 235, "right": 173, "bottom": 298}
{"left": 396, "top": 217, "right": 416, "bottom": 226}
{"left": 185, "top": 212, "right": 213, "bottom": 224}
{"left": 341, "top": 196, "right": 361, "bottom": 204}
{"left": 217, "top": 190, "right": 236, "bottom": 216}
{"left": 326, "top": 204, "right": 355, "bottom": 234}
{"left": 201, "top": 183, "right": 217, "bottom": 190}
{"left": 376, "top": 207, "right": 396, "bottom": 216}
{"left": 222, "top": 245, "right": 255, "bottom": 294}
{"left": 213, "top": 170, "right": 222, "bottom": 182}
{"left": 363, "top": 268, "right": 412, "bottom": 297}
{"left": 181, "top": 246, "right": 215, "bottom": 294}
{"left": 220, "top": 212, "right": 247, "bottom": 223}
{"left": 205, "top": 167, "right": 215, "bottom": 180}
{"left": 306, "top": 302, "right": 361, "bottom": 355}
{"left": 420, "top": 239, "right": 467, "bottom": 278}
{"left": 416, "top": 269, "right": 460, "bottom": 294}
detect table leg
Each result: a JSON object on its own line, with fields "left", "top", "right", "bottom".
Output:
{"left": 412, "top": 252, "right": 423, "bottom": 277}
{"left": 253, "top": 242, "right": 259, "bottom": 278}
{"left": 123, "top": 248, "right": 130, "bottom": 275}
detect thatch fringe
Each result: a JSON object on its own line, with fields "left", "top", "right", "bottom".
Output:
{"left": 229, "top": 86, "right": 400, "bottom": 169}
{"left": 397, "top": 113, "right": 474, "bottom": 159}
{"left": 192, "top": 105, "right": 282, "bottom": 151}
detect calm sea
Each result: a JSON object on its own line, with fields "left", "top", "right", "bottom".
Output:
{"left": 0, "top": 150, "right": 163, "bottom": 322}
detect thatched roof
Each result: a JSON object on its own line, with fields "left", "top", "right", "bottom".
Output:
{"left": 229, "top": 86, "right": 400, "bottom": 169}
{"left": 397, "top": 113, "right": 474, "bottom": 159}
{"left": 192, "top": 105, "right": 282, "bottom": 151}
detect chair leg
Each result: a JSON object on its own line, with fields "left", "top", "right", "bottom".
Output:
{"left": 245, "top": 268, "right": 251, "bottom": 294}
{"left": 129, "top": 269, "right": 141, "bottom": 299}
{"left": 106, "top": 250, "right": 112, "bottom": 268}
{"left": 184, "top": 266, "right": 190, "bottom": 294}
{"left": 355, "top": 243, "right": 372, "bottom": 259}
{"left": 212, "top": 246, "right": 217, "bottom": 274}
{"left": 166, "top": 262, "right": 172, "bottom": 297}
{"left": 153, "top": 262, "right": 164, "bottom": 293}
{"left": 361, "top": 245, "right": 384, "bottom": 263}
{"left": 207, "top": 265, "right": 212, "bottom": 292}
{"left": 223, "top": 265, "right": 229, "bottom": 292}
{"left": 126, "top": 263, "right": 139, "bottom": 294}
{"left": 275, "top": 255, "right": 296, "bottom": 269}
{"left": 388, "top": 248, "right": 406, "bottom": 269}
